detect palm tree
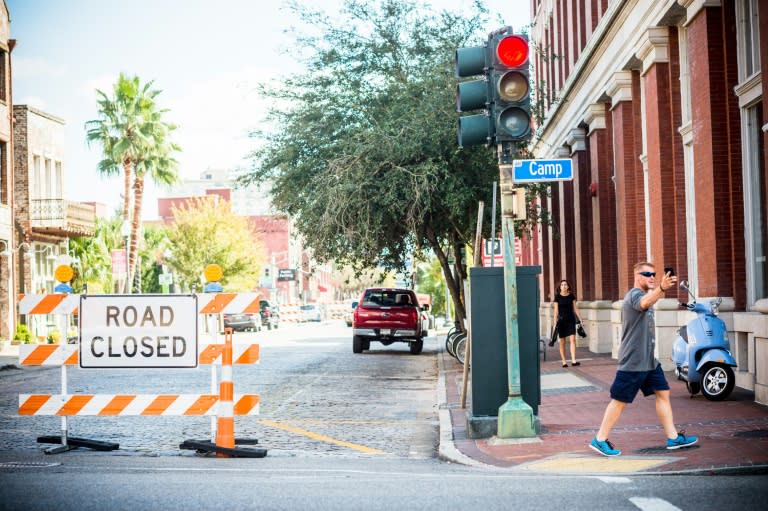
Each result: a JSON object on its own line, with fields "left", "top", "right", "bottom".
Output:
{"left": 128, "top": 142, "right": 180, "bottom": 291}
{"left": 85, "top": 73, "right": 180, "bottom": 291}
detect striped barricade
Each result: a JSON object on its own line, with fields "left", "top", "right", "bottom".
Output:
{"left": 19, "top": 394, "right": 260, "bottom": 416}
{"left": 19, "top": 343, "right": 261, "bottom": 366}
{"left": 281, "top": 304, "right": 299, "bottom": 323}
{"left": 17, "top": 293, "right": 80, "bottom": 315}
{"left": 17, "top": 293, "right": 265, "bottom": 456}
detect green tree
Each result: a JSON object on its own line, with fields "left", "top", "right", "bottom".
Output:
{"left": 241, "top": 0, "right": 499, "bottom": 326}
{"left": 69, "top": 214, "right": 124, "bottom": 293}
{"left": 165, "top": 197, "right": 264, "bottom": 292}
{"left": 85, "top": 73, "right": 180, "bottom": 292}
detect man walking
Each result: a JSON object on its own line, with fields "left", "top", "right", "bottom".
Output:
{"left": 589, "top": 262, "right": 698, "bottom": 456}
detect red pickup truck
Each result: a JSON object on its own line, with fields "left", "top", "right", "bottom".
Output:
{"left": 352, "top": 288, "right": 428, "bottom": 354}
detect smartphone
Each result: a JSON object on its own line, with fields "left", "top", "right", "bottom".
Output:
{"left": 664, "top": 267, "right": 675, "bottom": 276}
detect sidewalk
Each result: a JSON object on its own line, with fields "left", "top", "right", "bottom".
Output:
{"left": 438, "top": 342, "right": 768, "bottom": 475}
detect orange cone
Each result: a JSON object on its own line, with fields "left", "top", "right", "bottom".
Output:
{"left": 216, "top": 328, "right": 235, "bottom": 456}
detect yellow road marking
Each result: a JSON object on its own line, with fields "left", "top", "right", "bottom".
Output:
{"left": 514, "top": 454, "right": 676, "bottom": 473}
{"left": 258, "top": 419, "right": 387, "bottom": 455}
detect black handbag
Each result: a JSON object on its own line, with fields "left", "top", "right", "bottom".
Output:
{"left": 548, "top": 320, "right": 560, "bottom": 346}
{"left": 576, "top": 321, "right": 587, "bottom": 338}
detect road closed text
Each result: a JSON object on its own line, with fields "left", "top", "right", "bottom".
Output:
{"left": 80, "top": 296, "right": 198, "bottom": 368}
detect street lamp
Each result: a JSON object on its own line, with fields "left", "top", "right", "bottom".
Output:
{"left": 121, "top": 220, "right": 131, "bottom": 294}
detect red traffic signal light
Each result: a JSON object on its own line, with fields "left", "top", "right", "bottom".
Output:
{"left": 496, "top": 35, "right": 528, "bottom": 68}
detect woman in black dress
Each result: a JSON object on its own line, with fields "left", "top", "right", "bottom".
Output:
{"left": 552, "top": 279, "right": 583, "bottom": 367}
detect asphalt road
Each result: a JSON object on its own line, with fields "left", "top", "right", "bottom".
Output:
{"left": 1, "top": 321, "right": 767, "bottom": 510}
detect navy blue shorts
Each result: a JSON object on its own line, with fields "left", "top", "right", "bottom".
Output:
{"left": 609, "top": 364, "right": 670, "bottom": 403}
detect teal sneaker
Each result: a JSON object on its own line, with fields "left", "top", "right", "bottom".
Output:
{"left": 589, "top": 437, "right": 621, "bottom": 457}
{"left": 667, "top": 431, "right": 698, "bottom": 449}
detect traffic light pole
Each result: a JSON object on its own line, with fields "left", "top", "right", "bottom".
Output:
{"left": 496, "top": 159, "right": 536, "bottom": 438}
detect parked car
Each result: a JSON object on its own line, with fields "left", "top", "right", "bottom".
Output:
{"left": 259, "top": 299, "right": 279, "bottom": 330}
{"left": 223, "top": 312, "right": 260, "bottom": 332}
{"left": 300, "top": 303, "right": 322, "bottom": 322}
{"left": 352, "top": 288, "right": 427, "bottom": 354}
{"left": 344, "top": 300, "right": 358, "bottom": 327}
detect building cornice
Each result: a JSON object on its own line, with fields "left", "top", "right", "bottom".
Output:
{"left": 583, "top": 103, "right": 607, "bottom": 133}
{"left": 566, "top": 128, "right": 587, "bottom": 153}
{"left": 637, "top": 27, "right": 670, "bottom": 76}
{"left": 606, "top": 71, "right": 634, "bottom": 109}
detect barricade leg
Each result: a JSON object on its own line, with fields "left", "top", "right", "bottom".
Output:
{"left": 35, "top": 312, "right": 118, "bottom": 454}
{"left": 180, "top": 327, "right": 266, "bottom": 458}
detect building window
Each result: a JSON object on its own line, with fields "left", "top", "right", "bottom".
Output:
{"left": 736, "top": 0, "right": 761, "bottom": 79}
{"left": 0, "top": 50, "right": 6, "bottom": 103}
{"left": 54, "top": 161, "right": 62, "bottom": 199}
{"left": 743, "top": 103, "right": 767, "bottom": 303}
{"left": 32, "top": 155, "right": 42, "bottom": 199}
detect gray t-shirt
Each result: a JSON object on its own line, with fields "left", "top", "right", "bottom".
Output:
{"left": 617, "top": 287, "right": 658, "bottom": 372}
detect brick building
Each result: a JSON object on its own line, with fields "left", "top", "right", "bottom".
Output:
{"left": 0, "top": 1, "right": 12, "bottom": 341}
{"left": 158, "top": 172, "right": 336, "bottom": 305}
{"left": 12, "top": 105, "right": 95, "bottom": 339}
{"left": 528, "top": 1, "right": 767, "bottom": 403}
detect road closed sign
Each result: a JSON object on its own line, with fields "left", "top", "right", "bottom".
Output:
{"left": 79, "top": 295, "right": 198, "bottom": 369}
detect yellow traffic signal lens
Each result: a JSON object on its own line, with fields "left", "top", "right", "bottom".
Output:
{"left": 497, "top": 72, "right": 528, "bottom": 102}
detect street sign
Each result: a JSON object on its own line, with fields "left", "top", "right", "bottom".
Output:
{"left": 277, "top": 269, "right": 296, "bottom": 281}
{"left": 79, "top": 295, "right": 198, "bottom": 369}
{"left": 482, "top": 237, "right": 521, "bottom": 267}
{"left": 158, "top": 273, "right": 173, "bottom": 285}
{"left": 507, "top": 158, "right": 573, "bottom": 183}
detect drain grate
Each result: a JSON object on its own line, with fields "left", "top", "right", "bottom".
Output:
{"left": 0, "top": 461, "right": 61, "bottom": 468}
{"left": 734, "top": 430, "right": 768, "bottom": 438}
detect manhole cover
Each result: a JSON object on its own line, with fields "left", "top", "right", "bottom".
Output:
{"left": 734, "top": 430, "right": 768, "bottom": 438}
{"left": 0, "top": 461, "right": 61, "bottom": 468}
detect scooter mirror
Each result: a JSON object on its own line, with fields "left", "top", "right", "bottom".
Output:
{"left": 679, "top": 280, "right": 695, "bottom": 299}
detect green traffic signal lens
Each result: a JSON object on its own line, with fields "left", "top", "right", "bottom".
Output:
{"left": 497, "top": 107, "right": 531, "bottom": 139}
{"left": 497, "top": 71, "right": 528, "bottom": 102}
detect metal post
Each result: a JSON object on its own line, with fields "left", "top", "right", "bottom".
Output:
{"left": 496, "top": 167, "right": 536, "bottom": 438}
{"left": 490, "top": 181, "right": 497, "bottom": 267}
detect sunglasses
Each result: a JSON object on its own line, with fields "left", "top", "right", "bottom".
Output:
{"left": 638, "top": 271, "right": 656, "bottom": 277}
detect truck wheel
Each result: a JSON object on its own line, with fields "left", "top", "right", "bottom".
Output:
{"left": 701, "top": 364, "right": 735, "bottom": 401}
{"left": 353, "top": 335, "right": 364, "bottom": 354}
{"left": 410, "top": 339, "right": 423, "bottom": 355}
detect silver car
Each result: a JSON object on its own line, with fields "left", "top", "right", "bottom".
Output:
{"left": 300, "top": 303, "right": 322, "bottom": 322}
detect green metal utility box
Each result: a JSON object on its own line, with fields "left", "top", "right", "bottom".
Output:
{"left": 466, "top": 266, "right": 541, "bottom": 438}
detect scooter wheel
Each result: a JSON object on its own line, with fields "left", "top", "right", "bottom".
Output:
{"left": 701, "top": 364, "right": 735, "bottom": 401}
{"left": 685, "top": 381, "right": 700, "bottom": 396}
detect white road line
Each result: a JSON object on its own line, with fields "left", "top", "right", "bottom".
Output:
{"left": 629, "top": 497, "right": 683, "bottom": 511}
{"left": 594, "top": 476, "right": 632, "bottom": 483}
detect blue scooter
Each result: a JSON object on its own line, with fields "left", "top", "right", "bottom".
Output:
{"left": 671, "top": 280, "right": 737, "bottom": 401}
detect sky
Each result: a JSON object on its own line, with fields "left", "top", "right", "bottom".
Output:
{"left": 8, "top": 0, "right": 530, "bottom": 220}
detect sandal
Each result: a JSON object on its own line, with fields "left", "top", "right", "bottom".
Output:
{"left": 572, "top": 361, "right": 581, "bottom": 366}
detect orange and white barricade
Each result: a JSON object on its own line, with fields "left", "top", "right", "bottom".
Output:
{"left": 281, "top": 303, "right": 300, "bottom": 323}
{"left": 18, "top": 293, "right": 266, "bottom": 457}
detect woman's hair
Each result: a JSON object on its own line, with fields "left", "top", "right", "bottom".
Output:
{"left": 558, "top": 279, "right": 572, "bottom": 293}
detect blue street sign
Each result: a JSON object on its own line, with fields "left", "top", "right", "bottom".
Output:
{"left": 511, "top": 159, "right": 573, "bottom": 183}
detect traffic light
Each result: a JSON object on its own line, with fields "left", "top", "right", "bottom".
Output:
{"left": 490, "top": 32, "right": 531, "bottom": 146}
{"left": 455, "top": 44, "right": 493, "bottom": 147}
